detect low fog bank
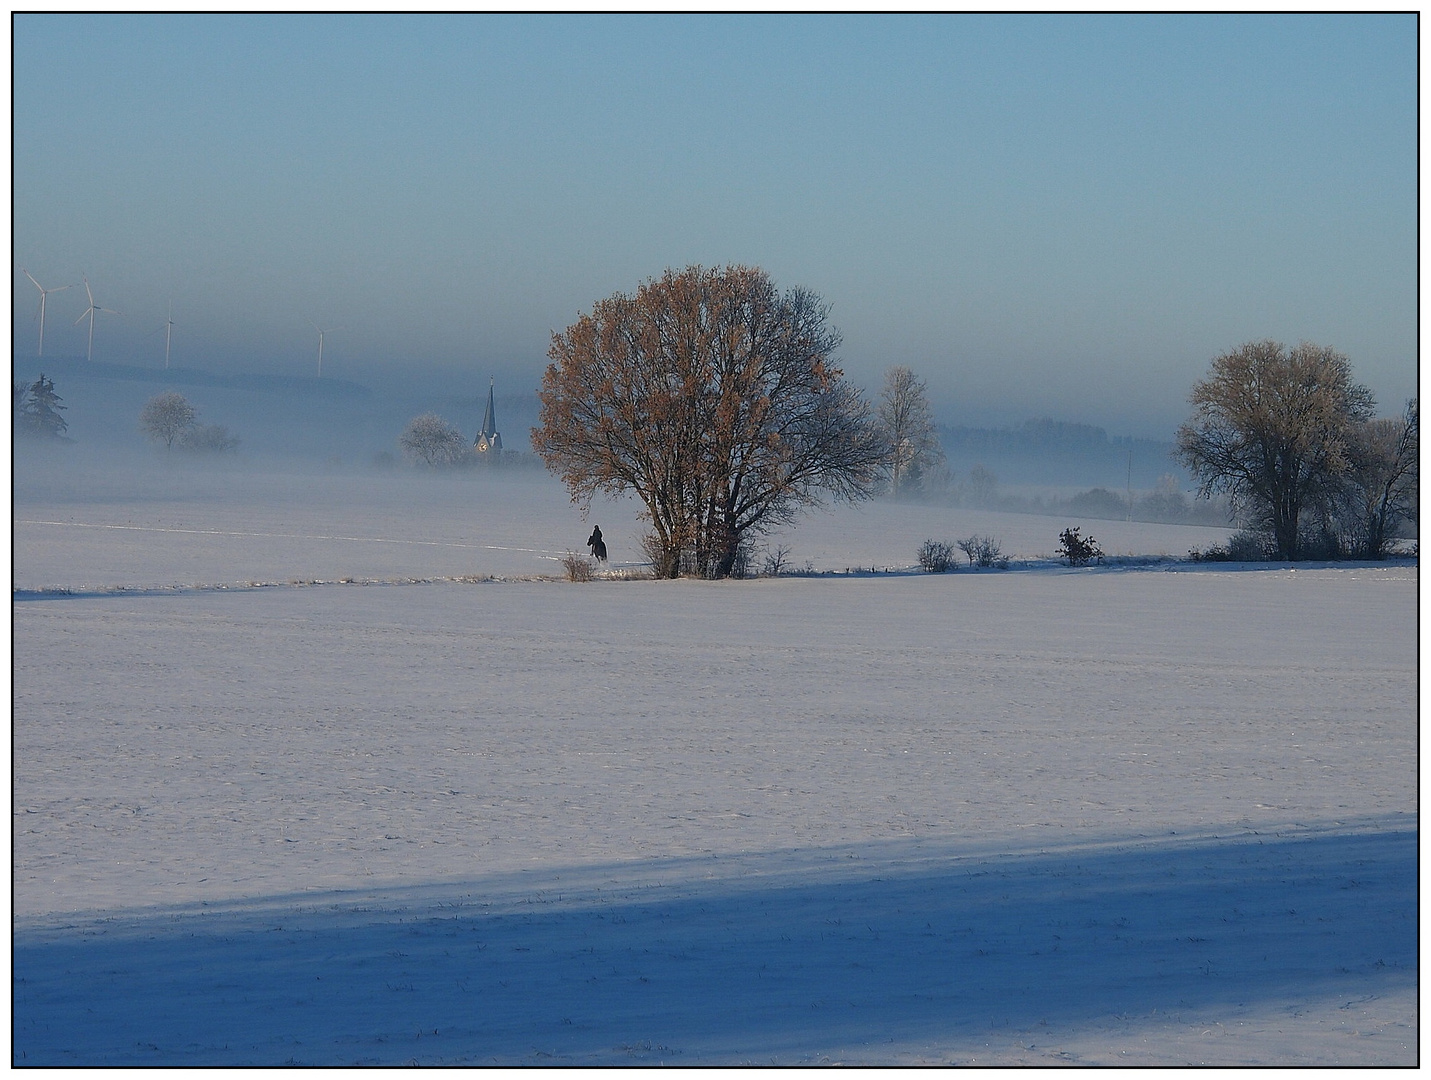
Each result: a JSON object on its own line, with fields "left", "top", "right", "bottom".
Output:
{"left": 918, "top": 418, "right": 1232, "bottom": 528}
{"left": 940, "top": 419, "right": 1180, "bottom": 489}
{"left": 12, "top": 356, "right": 540, "bottom": 469}
{"left": 16, "top": 358, "right": 1214, "bottom": 525}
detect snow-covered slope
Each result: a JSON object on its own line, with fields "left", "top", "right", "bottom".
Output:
{"left": 12, "top": 454, "right": 1417, "bottom": 1065}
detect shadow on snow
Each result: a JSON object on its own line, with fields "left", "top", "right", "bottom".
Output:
{"left": 14, "top": 817, "right": 1415, "bottom": 1065}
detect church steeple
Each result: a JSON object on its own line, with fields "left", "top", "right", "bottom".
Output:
{"left": 475, "top": 378, "right": 502, "bottom": 455}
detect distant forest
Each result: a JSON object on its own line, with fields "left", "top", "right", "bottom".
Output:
{"left": 938, "top": 418, "right": 1180, "bottom": 488}
{"left": 922, "top": 418, "right": 1231, "bottom": 526}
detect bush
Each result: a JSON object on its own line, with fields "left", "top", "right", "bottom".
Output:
{"left": 1228, "top": 530, "right": 1270, "bottom": 561}
{"left": 958, "top": 535, "right": 1008, "bottom": 569}
{"left": 918, "top": 539, "right": 956, "bottom": 573}
{"left": 1056, "top": 527, "right": 1103, "bottom": 567}
{"left": 560, "top": 552, "right": 595, "bottom": 581}
{"left": 1188, "top": 529, "right": 1271, "bottom": 563}
{"left": 1187, "top": 544, "right": 1228, "bottom": 562}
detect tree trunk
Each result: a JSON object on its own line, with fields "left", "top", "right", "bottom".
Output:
{"left": 711, "top": 526, "right": 742, "bottom": 579}
{"left": 1272, "top": 496, "right": 1299, "bottom": 561}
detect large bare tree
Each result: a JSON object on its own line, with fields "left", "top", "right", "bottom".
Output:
{"left": 534, "top": 265, "right": 887, "bottom": 578}
{"left": 1176, "top": 340, "right": 1375, "bottom": 560}
{"left": 875, "top": 365, "right": 944, "bottom": 498}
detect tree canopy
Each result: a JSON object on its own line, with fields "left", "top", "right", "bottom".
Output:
{"left": 400, "top": 413, "right": 468, "bottom": 467}
{"left": 533, "top": 265, "right": 887, "bottom": 578}
{"left": 140, "top": 391, "right": 196, "bottom": 451}
{"left": 1176, "top": 340, "right": 1375, "bottom": 560}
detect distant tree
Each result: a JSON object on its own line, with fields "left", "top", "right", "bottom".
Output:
{"left": 19, "top": 374, "right": 70, "bottom": 439}
{"left": 1336, "top": 400, "right": 1418, "bottom": 559}
{"left": 876, "top": 366, "right": 944, "bottom": 499}
{"left": 966, "top": 463, "right": 998, "bottom": 507}
{"left": 1176, "top": 340, "right": 1375, "bottom": 560}
{"left": 534, "top": 265, "right": 887, "bottom": 579}
{"left": 400, "top": 413, "right": 468, "bottom": 467}
{"left": 178, "top": 423, "right": 241, "bottom": 454}
{"left": 761, "top": 543, "right": 792, "bottom": 577}
{"left": 140, "top": 392, "right": 197, "bottom": 451}
{"left": 1066, "top": 487, "right": 1128, "bottom": 520}
{"left": 1137, "top": 474, "right": 1191, "bottom": 523}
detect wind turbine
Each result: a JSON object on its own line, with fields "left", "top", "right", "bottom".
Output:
{"left": 73, "top": 275, "right": 121, "bottom": 363}
{"left": 162, "top": 301, "right": 175, "bottom": 369}
{"left": 21, "top": 269, "right": 73, "bottom": 357}
{"left": 307, "top": 318, "right": 341, "bottom": 377}
{"left": 144, "top": 301, "right": 176, "bottom": 368}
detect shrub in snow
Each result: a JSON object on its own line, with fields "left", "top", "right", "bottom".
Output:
{"left": 1188, "top": 530, "right": 1272, "bottom": 563}
{"left": 560, "top": 552, "right": 595, "bottom": 582}
{"left": 918, "top": 539, "right": 955, "bottom": 573}
{"left": 958, "top": 535, "right": 1007, "bottom": 569}
{"left": 1057, "top": 527, "right": 1103, "bottom": 567}
{"left": 1227, "top": 530, "right": 1270, "bottom": 561}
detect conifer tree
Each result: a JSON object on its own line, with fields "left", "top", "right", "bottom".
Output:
{"left": 19, "top": 374, "right": 68, "bottom": 438}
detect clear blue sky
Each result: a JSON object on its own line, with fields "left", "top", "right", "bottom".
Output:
{"left": 13, "top": 13, "right": 1416, "bottom": 436}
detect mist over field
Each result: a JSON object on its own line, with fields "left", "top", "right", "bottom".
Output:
{"left": 15, "top": 355, "right": 1201, "bottom": 512}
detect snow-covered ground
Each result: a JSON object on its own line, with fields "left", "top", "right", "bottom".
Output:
{"left": 12, "top": 452, "right": 1418, "bottom": 1065}
{"left": 13, "top": 447, "right": 1244, "bottom": 592}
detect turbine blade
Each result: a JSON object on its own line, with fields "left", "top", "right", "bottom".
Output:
{"left": 22, "top": 269, "right": 41, "bottom": 291}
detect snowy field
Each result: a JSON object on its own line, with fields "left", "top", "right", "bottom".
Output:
{"left": 12, "top": 452, "right": 1418, "bottom": 1065}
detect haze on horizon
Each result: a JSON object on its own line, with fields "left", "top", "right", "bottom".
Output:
{"left": 12, "top": 13, "right": 1417, "bottom": 440}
